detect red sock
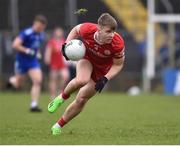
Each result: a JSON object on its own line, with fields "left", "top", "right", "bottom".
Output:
{"left": 57, "top": 117, "right": 67, "bottom": 127}
{"left": 61, "top": 90, "right": 70, "bottom": 100}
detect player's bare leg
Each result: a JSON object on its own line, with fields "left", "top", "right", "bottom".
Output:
{"left": 51, "top": 79, "right": 96, "bottom": 135}
{"left": 48, "top": 59, "right": 93, "bottom": 113}
{"left": 28, "top": 68, "right": 42, "bottom": 112}
{"left": 58, "top": 68, "right": 69, "bottom": 94}
{"left": 49, "top": 69, "right": 69, "bottom": 98}
{"left": 64, "top": 59, "right": 93, "bottom": 95}
{"left": 49, "top": 70, "right": 58, "bottom": 98}
{"left": 63, "top": 79, "right": 96, "bottom": 122}
{"left": 8, "top": 74, "right": 25, "bottom": 89}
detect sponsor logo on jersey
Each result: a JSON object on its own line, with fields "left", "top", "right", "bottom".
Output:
{"left": 88, "top": 47, "right": 109, "bottom": 58}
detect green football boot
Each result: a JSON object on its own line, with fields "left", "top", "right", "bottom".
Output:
{"left": 48, "top": 95, "right": 64, "bottom": 113}
{"left": 51, "top": 127, "right": 61, "bottom": 135}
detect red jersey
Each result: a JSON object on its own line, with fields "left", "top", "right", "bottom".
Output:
{"left": 79, "top": 23, "right": 125, "bottom": 81}
{"left": 47, "top": 38, "right": 66, "bottom": 70}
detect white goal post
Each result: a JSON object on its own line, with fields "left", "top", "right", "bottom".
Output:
{"left": 144, "top": 0, "right": 180, "bottom": 92}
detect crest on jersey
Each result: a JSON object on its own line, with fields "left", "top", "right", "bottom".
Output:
{"left": 104, "top": 50, "right": 111, "bottom": 55}
{"left": 94, "top": 44, "right": 99, "bottom": 51}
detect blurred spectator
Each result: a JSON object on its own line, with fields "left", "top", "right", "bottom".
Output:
{"left": 137, "top": 39, "right": 146, "bottom": 72}
{"left": 174, "top": 31, "right": 180, "bottom": 95}
{"left": 174, "top": 70, "right": 180, "bottom": 95}
{"left": 175, "top": 30, "right": 180, "bottom": 69}
{"left": 159, "top": 42, "right": 169, "bottom": 67}
{"left": 44, "top": 27, "right": 69, "bottom": 98}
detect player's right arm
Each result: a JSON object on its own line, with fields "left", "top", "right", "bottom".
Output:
{"left": 12, "top": 36, "right": 35, "bottom": 55}
{"left": 12, "top": 37, "right": 28, "bottom": 53}
{"left": 61, "top": 24, "right": 82, "bottom": 60}
{"left": 65, "top": 24, "right": 82, "bottom": 42}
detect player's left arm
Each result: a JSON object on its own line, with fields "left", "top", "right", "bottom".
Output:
{"left": 95, "top": 37, "right": 125, "bottom": 93}
{"left": 95, "top": 55, "right": 124, "bottom": 93}
{"left": 105, "top": 56, "right": 124, "bottom": 80}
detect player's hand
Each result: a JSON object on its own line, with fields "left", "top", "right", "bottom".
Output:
{"left": 36, "top": 52, "right": 42, "bottom": 60}
{"left": 95, "top": 76, "right": 108, "bottom": 93}
{"left": 25, "top": 49, "right": 35, "bottom": 56}
{"left": 61, "top": 43, "right": 69, "bottom": 60}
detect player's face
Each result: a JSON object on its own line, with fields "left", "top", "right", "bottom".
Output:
{"left": 33, "top": 21, "right": 46, "bottom": 32}
{"left": 98, "top": 26, "right": 114, "bottom": 43}
{"left": 54, "top": 28, "right": 63, "bottom": 39}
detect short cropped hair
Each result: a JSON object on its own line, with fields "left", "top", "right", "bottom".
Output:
{"left": 34, "top": 15, "right": 47, "bottom": 25}
{"left": 98, "top": 13, "right": 117, "bottom": 31}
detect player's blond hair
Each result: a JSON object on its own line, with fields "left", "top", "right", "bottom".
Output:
{"left": 98, "top": 13, "right": 117, "bottom": 31}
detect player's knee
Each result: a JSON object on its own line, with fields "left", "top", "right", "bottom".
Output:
{"left": 9, "top": 77, "right": 21, "bottom": 88}
{"left": 75, "top": 97, "right": 88, "bottom": 107}
{"left": 32, "top": 79, "right": 42, "bottom": 86}
{"left": 63, "top": 73, "right": 69, "bottom": 82}
{"left": 75, "top": 78, "right": 89, "bottom": 87}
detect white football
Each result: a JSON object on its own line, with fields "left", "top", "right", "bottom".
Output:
{"left": 65, "top": 39, "right": 86, "bottom": 61}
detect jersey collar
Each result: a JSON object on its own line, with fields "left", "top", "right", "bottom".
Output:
{"left": 94, "top": 31, "right": 104, "bottom": 45}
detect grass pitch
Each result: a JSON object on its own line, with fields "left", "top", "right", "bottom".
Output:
{"left": 0, "top": 91, "right": 180, "bottom": 144}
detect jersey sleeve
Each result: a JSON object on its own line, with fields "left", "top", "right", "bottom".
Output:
{"left": 79, "top": 23, "right": 97, "bottom": 39}
{"left": 18, "top": 28, "right": 32, "bottom": 42}
{"left": 18, "top": 30, "right": 27, "bottom": 42}
{"left": 113, "top": 47, "right": 125, "bottom": 59}
{"left": 112, "top": 34, "right": 125, "bottom": 59}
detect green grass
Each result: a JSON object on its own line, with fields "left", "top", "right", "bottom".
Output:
{"left": 0, "top": 91, "right": 180, "bottom": 144}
